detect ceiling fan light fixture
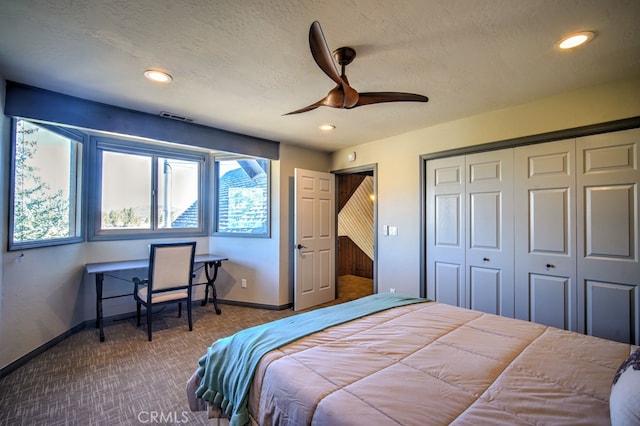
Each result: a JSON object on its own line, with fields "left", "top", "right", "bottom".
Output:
{"left": 319, "top": 123, "right": 336, "bottom": 131}
{"left": 557, "top": 31, "right": 595, "bottom": 50}
{"left": 144, "top": 69, "right": 173, "bottom": 83}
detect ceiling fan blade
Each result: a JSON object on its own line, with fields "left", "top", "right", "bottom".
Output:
{"left": 283, "top": 98, "right": 325, "bottom": 115}
{"left": 353, "top": 92, "right": 429, "bottom": 108}
{"left": 283, "top": 84, "right": 348, "bottom": 115}
{"left": 309, "top": 21, "right": 344, "bottom": 87}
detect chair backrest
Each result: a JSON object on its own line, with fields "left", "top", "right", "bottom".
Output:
{"left": 148, "top": 242, "right": 196, "bottom": 293}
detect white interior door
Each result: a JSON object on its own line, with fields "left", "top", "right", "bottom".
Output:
{"left": 294, "top": 168, "right": 336, "bottom": 311}
{"left": 514, "top": 139, "right": 577, "bottom": 330}
{"left": 577, "top": 128, "right": 640, "bottom": 344}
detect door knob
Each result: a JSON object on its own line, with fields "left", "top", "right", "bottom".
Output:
{"left": 546, "top": 263, "right": 555, "bottom": 268}
{"left": 483, "top": 257, "right": 490, "bottom": 262}
{"left": 296, "top": 244, "right": 307, "bottom": 250}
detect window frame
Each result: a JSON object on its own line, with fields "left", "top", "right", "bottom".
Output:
{"left": 213, "top": 155, "right": 271, "bottom": 238}
{"left": 88, "top": 136, "right": 209, "bottom": 241}
{"left": 8, "top": 118, "right": 85, "bottom": 251}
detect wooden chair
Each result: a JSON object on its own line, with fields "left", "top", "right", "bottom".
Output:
{"left": 133, "top": 241, "right": 196, "bottom": 341}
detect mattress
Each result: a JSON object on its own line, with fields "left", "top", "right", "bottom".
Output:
{"left": 188, "top": 300, "right": 636, "bottom": 425}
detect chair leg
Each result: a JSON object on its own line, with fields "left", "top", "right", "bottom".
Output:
{"left": 178, "top": 302, "right": 182, "bottom": 318}
{"left": 187, "top": 299, "right": 193, "bottom": 331}
{"left": 146, "top": 306, "right": 152, "bottom": 341}
{"left": 136, "top": 302, "right": 141, "bottom": 327}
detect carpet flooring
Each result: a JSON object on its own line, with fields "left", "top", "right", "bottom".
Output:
{"left": 0, "top": 275, "right": 372, "bottom": 425}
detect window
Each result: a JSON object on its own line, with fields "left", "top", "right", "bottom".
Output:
{"left": 215, "top": 157, "right": 270, "bottom": 236}
{"left": 9, "top": 119, "right": 271, "bottom": 245}
{"left": 9, "top": 119, "right": 83, "bottom": 250}
{"left": 91, "top": 138, "right": 207, "bottom": 239}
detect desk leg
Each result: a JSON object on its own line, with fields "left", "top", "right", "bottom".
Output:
{"left": 95, "top": 273, "right": 105, "bottom": 342}
{"left": 202, "top": 261, "right": 222, "bottom": 315}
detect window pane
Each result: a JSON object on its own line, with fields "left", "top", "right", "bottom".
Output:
{"left": 101, "top": 151, "right": 152, "bottom": 229}
{"left": 93, "top": 141, "right": 206, "bottom": 238}
{"left": 12, "top": 120, "right": 79, "bottom": 243}
{"left": 157, "top": 157, "right": 199, "bottom": 229}
{"left": 217, "top": 159, "right": 268, "bottom": 234}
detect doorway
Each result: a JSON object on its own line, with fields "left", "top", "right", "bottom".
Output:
{"left": 334, "top": 164, "right": 377, "bottom": 302}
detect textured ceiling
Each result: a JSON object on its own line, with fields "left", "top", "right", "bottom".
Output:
{"left": 0, "top": 0, "right": 639, "bottom": 152}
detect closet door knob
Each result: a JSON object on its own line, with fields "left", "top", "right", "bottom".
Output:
{"left": 546, "top": 263, "right": 555, "bottom": 269}
{"left": 483, "top": 257, "right": 490, "bottom": 262}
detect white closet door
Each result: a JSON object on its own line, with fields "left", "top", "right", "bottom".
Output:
{"left": 514, "top": 139, "right": 577, "bottom": 330}
{"left": 465, "top": 149, "right": 514, "bottom": 316}
{"left": 577, "top": 128, "right": 640, "bottom": 344}
{"left": 426, "top": 156, "right": 466, "bottom": 306}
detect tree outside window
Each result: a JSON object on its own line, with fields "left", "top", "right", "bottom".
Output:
{"left": 10, "top": 119, "right": 82, "bottom": 249}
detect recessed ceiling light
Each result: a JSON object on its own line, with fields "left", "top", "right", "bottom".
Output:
{"left": 319, "top": 124, "right": 336, "bottom": 131}
{"left": 144, "top": 69, "right": 173, "bottom": 83}
{"left": 557, "top": 31, "right": 595, "bottom": 50}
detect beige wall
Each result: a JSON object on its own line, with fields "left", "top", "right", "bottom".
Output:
{"left": 331, "top": 75, "right": 640, "bottom": 296}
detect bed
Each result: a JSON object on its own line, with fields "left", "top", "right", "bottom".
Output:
{"left": 187, "top": 293, "right": 638, "bottom": 425}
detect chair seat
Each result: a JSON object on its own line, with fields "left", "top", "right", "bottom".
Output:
{"left": 137, "top": 287, "right": 188, "bottom": 304}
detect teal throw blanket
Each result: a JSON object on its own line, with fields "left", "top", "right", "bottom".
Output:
{"left": 195, "top": 293, "right": 429, "bottom": 426}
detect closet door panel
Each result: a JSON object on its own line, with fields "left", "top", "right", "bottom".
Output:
{"left": 469, "top": 266, "right": 500, "bottom": 314}
{"left": 586, "top": 280, "right": 637, "bottom": 344}
{"left": 529, "top": 188, "right": 571, "bottom": 254}
{"left": 427, "top": 156, "right": 466, "bottom": 305}
{"left": 515, "top": 139, "right": 576, "bottom": 329}
{"left": 466, "top": 150, "right": 514, "bottom": 316}
{"left": 530, "top": 274, "right": 571, "bottom": 329}
{"left": 434, "top": 262, "right": 463, "bottom": 306}
{"left": 585, "top": 185, "right": 633, "bottom": 256}
{"left": 577, "top": 128, "right": 640, "bottom": 344}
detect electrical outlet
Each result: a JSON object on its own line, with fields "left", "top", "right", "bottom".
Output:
{"left": 389, "top": 226, "right": 398, "bottom": 236}
{"left": 241, "top": 279, "right": 247, "bottom": 288}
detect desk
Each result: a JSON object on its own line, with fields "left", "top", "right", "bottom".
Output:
{"left": 86, "top": 254, "right": 227, "bottom": 342}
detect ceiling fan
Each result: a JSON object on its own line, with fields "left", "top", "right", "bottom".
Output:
{"left": 284, "top": 21, "right": 429, "bottom": 115}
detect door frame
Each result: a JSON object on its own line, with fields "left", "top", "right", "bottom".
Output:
{"left": 332, "top": 163, "right": 378, "bottom": 296}
{"left": 419, "top": 116, "right": 640, "bottom": 300}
